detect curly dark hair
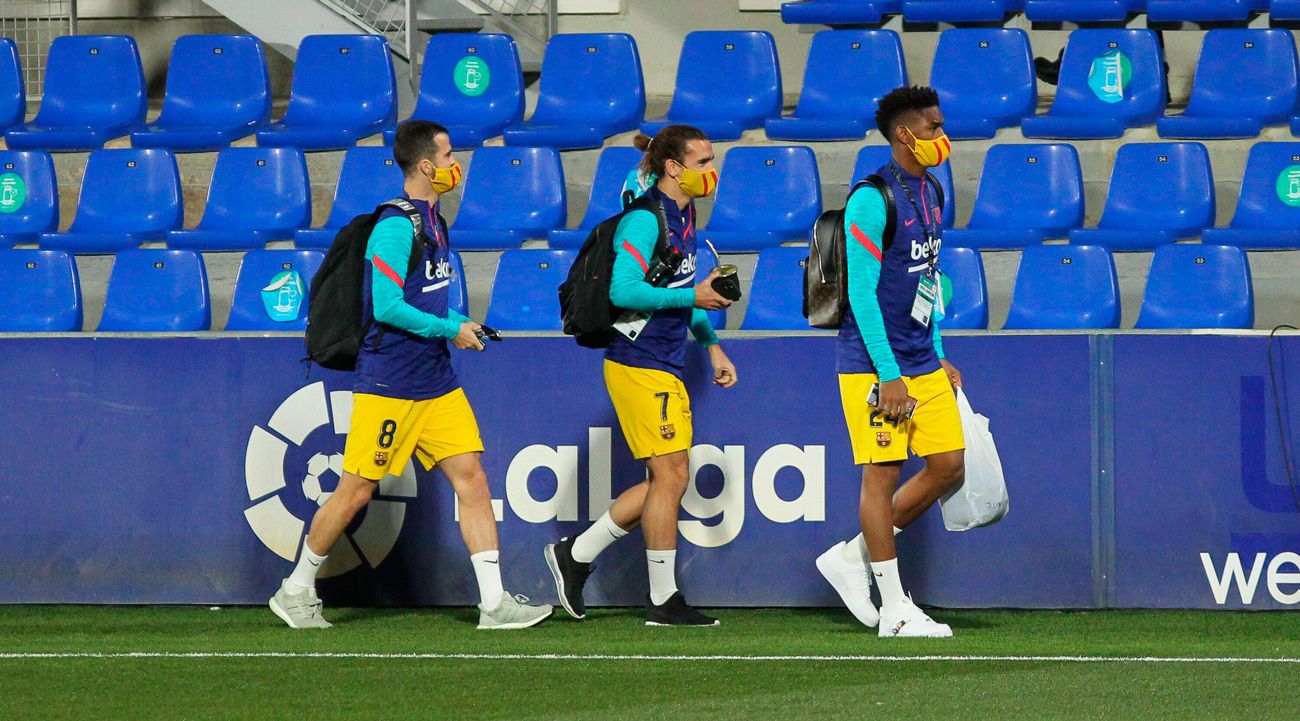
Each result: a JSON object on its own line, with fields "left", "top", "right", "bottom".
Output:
{"left": 875, "top": 85, "right": 941, "bottom": 137}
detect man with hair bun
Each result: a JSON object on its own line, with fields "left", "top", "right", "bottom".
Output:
{"left": 545, "top": 124, "right": 737, "bottom": 627}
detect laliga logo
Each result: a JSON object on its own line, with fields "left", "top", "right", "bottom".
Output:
{"left": 243, "top": 382, "right": 417, "bottom": 577}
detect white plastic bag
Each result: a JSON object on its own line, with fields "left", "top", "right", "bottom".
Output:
{"left": 939, "top": 388, "right": 1009, "bottom": 531}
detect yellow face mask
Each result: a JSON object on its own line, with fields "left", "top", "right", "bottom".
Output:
{"left": 429, "top": 161, "right": 463, "bottom": 194}
{"left": 671, "top": 161, "right": 719, "bottom": 199}
{"left": 902, "top": 127, "right": 952, "bottom": 168}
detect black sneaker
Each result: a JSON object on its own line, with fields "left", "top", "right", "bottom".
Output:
{"left": 645, "top": 592, "right": 720, "bottom": 627}
{"left": 544, "top": 536, "right": 592, "bottom": 620}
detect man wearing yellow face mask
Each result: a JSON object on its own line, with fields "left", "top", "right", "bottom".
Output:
{"left": 815, "top": 86, "right": 966, "bottom": 639}
{"left": 544, "top": 124, "right": 737, "bottom": 627}
{"left": 270, "top": 120, "right": 552, "bottom": 632}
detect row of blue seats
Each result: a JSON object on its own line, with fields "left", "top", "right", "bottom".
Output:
{"left": 7, "top": 25, "right": 1300, "bottom": 154}
{"left": 0, "top": 243, "right": 1254, "bottom": 333}
{"left": 782, "top": 0, "right": 1295, "bottom": 25}
{"left": 5, "top": 139, "right": 1300, "bottom": 253}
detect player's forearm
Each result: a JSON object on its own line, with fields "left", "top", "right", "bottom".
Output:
{"left": 689, "top": 308, "right": 719, "bottom": 346}
{"left": 368, "top": 218, "right": 460, "bottom": 339}
{"left": 932, "top": 317, "right": 945, "bottom": 360}
{"left": 609, "top": 211, "right": 694, "bottom": 312}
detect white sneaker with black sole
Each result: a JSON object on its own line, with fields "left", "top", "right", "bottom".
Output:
{"left": 815, "top": 541, "right": 880, "bottom": 628}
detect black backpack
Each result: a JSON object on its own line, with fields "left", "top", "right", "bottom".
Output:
{"left": 305, "top": 198, "right": 432, "bottom": 371}
{"left": 558, "top": 192, "right": 671, "bottom": 348}
{"left": 803, "top": 173, "right": 944, "bottom": 329}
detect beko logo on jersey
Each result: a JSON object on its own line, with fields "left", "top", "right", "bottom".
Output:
{"left": 677, "top": 253, "right": 697, "bottom": 276}
{"left": 425, "top": 258, "right": 452, "bottom": 281}
{"left": 911, "top": 237, "right": 941, "bottom": 261}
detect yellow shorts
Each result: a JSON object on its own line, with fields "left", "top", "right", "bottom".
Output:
{"left": 604, "top": 359, "right": 693, "bottom": 460}
{"left": 342, "top": 388, "right": 485, "bottom": 480}
{"left": 838, "top": 368, "right": 965, "bottom": 465}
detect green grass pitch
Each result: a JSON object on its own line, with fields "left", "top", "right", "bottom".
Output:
{"left": 1, "top": 606, "right": 1297, "bottom": 720}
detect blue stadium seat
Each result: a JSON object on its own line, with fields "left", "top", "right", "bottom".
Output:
{"left": 0, "top": 39, "right": 23, "bottom": 134}
{"left": 294, "top": 146, "right": 405, "bottom": 249}
{"left": 451, "top": 147, "right": 566, "bottom": 250}
{"left": 98, "top": 250, "right": 210, "bottom": 331}
{"left": 1003, "top": 245, "right": 1119, "bottom": 329}
{"left": 255, "top": 35, "right": 395, "bottom": 151}
{"left": 389, "top": 34, "right": 524, "bottom": 149}
{"left": 930, "top": 29, "right": 1036, "bottom": 140}
{"left": 1203, "top": 142, "right": 1300, "bottom": 249}
{"left": 484, "top": 250, "right": 574, "bottom": 330}
{"left": 4, "top": 35, "right": 145, "bottom": 151}
{"left": 130, "top": 35, "right": 270, "bottom": 152}
{"left": 1025, "top": 0, "right": 1145, "bottom": 22}
{"left": 903, "top": 0, "right": 1026, "bottom": 23}
{"left": 1069, "top": 143, "right": 1214, "bottom": 251}
{"left": 0, "top": 250, "right": 81, "bottom": 331}
{"left": 780, "top": 0, "right": 902, "bottom": 24}
{"left": 39, "top": 149, "right": 182, "bottom": 254}
{"left": 501, "top": 34, "right": 645, "bottom": 150}
{"left": 765, "top": 30, "right": 907, "bottom": 142}
{"left": 851, "top": 146, "right": 956, "bottom": 228}
{"left": 1147, "top": 0, "right": 1258, "bottom": 22}
{"left": 548, "top": 146, "right": 643, "bottom": 250}
{"left": 938, "top": 246, "right": 988, "bottom": 329}
{"left": 225, "top": 250, "right": 325, "bottom": 331}
{"left": 1136, "top": 245, "right": 1253, "bottom": 329}
{"left": 0, "top": 151, "right": 58, "bottom": 246}
{"left": 1158, "top": 30, "right": 1297, "bottom": 139}
{"left": 1276, "top": 0, "right": 1300, "bottom": 21}
{"left": 641, "top": 31, "right": 782, "bottom": 142}
{"left": 1021, "top": 30, "right": 1166, "bottom": 139}
{"left": 740, "top": 247, "right": 811, "bottom": 330}
{"left": 167, "top": 147, "right": 311, "bottom": 251}
{"left": 447, "top": 250, "right": 469, "bottom": 318}
{"left": 698, "top": 146, "right": 822, "bottom": 252}
{"left": 944, "top": 144, "right": 1083, "bottom": 249}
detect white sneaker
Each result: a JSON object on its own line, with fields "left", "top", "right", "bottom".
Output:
{"left": 268, "top": 581, "right": 332, "bottom": 630}
{"left": 878, "top": 595, "right": 953, "bottom": 638}
{"left": 815, "top": 541, "right": 880, "bottom": 628}
{"left": 477, "top": 593, "right": 553, "bottom": 630}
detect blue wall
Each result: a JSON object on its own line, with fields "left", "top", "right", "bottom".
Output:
{"left": 0, "top": 333, "right": 1296, "bottom": 609}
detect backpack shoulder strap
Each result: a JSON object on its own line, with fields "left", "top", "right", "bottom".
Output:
{"left": 856, "top": 175, "right": 898, "bottom": 252}
{"left": 623, "top": 192, "right": 670, "bottom": 254}
{"left": 376, "top": 198, "right": 429, "bottom": 275}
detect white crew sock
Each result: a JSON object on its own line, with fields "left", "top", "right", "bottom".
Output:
{"left": 841, "top": 529, "right": 903, "bottom": 567}
{"left": 571, "top": 511, "right": 628, "bottom": 564}
{"left": 871, "top": 558, "right": 906, "bottom": 610}
{"left": 647, "top": 550, "right": 678, "bottom": 606}
{"left": 471, "top": 550, "right": 505, "bottom": 611}
{"left": 284, "top": 539, "right": 327, "bottom": 595}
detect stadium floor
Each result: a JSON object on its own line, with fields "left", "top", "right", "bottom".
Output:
{"left": 1, "top": 606, "right": 1296, "bottom": 720}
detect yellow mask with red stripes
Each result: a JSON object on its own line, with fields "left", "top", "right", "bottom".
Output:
{"left": 429, "top": 161, "right": 463, "bottom": 194}
{"left": 669, "top": 159, "right": 719, "bottom": 199}
{"left": 902, "top": 127, "right": 952, "bottom": 168}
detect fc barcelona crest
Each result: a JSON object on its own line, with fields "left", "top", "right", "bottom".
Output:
{"left": 374, "top": 451, "right": 389, "bottom": 467}
{"left": 660, "top": 424, "right": 676, "bottom": 440}
{"left": 876, "top": 432, "right": 892, "bottom": 448}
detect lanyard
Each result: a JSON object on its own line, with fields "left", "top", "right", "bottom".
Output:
{"left": 424, "top": 203, "right": 446, "bottom": 248}
{"left": 887, "top": 161, "right": 939, "bottom": 273}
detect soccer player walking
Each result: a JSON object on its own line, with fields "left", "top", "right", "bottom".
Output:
{"left": 270, "top": 121, "right": 551, "bottom": 631}
{"left": 545, "top": 125, "right": 737, "bottom": 626}
{"left": 816, "top": 87, "right": 966, "bottom": 638}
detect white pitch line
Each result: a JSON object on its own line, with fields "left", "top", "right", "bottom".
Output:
{"left": 0, "top": 652, "right": 1297, "bottom": 664}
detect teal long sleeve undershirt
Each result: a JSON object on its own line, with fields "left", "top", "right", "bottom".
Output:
{"left": 366, "top": 216, "right": 469, "bottom": 339}
{"left": 608, "top": 208, "right": 719, "bottom": 346}
{"left": 844, "top": 188, "right": 944, "bottom": 383}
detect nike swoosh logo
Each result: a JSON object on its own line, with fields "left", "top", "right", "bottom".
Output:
{"left": 482, "top": 560, "right": 499, "bottom": 565}
{"left": 649, "top": 559, "right": 666, "bottom": 564}
{"left": 873, "top": 572, "right": 884, "bottom": 578}
{"left": 904, "top": 219, "right": 916, "bottom": 227}
{"left": 308, "top": 559, "right": 320, "bottom": 567}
